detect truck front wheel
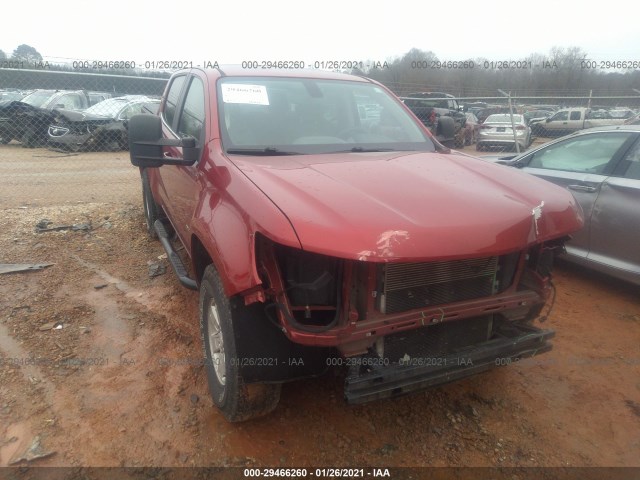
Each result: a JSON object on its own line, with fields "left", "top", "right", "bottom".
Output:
{"left": 200, "top": 264, "right": 281, "bottom": 422}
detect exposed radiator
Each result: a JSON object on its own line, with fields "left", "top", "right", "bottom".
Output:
{"left": 378, "top": 256, "right": 499, "bottom": 314}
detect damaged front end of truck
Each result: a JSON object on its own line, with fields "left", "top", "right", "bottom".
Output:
{"left": 251, "top": 231, "right": 565, "bottom": 403}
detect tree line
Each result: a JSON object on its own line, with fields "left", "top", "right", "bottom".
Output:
{"left": 3, "top": 44, "right": 640, "bottom": 101}
{"left": 354, "top": 47, "right": 640, "bottom": 101}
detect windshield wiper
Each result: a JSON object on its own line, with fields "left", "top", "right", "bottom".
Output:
{"left": 226, "top": 147, "right": 302, "bottom": 156}
{"left": 335, "top": 147, "right": 397, "bottom": 153}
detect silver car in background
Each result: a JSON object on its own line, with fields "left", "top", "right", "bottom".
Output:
{"left": 477, "top": 113, "right": 531, "bottom": 152}
{"left": 497, "top": 125, "right": 640, "bottom": 285}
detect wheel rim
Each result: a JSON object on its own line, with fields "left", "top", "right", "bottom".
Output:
{"left": 207, "top": 299, "right": 226, "bottom": 385}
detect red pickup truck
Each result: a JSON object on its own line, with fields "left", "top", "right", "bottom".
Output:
{"left": 129, "top": 68, "right": 583, "bottom": 422}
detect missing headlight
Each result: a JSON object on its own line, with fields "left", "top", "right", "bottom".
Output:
{"left": 274, "top": 245, "right": 343, "bottom": 326}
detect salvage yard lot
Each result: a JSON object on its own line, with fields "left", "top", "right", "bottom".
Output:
{"left": 0, "top": 144, "right": 639, "bottom": 467}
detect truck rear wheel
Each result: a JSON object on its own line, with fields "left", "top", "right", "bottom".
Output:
{"left": 437, "top": 116, "right": 456, "bottom": 148}
{"left": 200, "top": 264, "right": 281, "bottom": 422}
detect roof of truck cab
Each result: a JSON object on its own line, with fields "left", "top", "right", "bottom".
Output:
{"left": 199, "top": 67, "right": 371, "bottom": 82}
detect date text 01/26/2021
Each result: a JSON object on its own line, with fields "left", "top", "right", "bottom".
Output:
{"left": 243, "top": 468, "right": 391, "bottom": 478}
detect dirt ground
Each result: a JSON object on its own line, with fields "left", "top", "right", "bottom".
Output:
{"left": 0, "top": 142, "right": 639, "bottom": 469}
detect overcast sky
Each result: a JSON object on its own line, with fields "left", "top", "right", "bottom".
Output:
{"left": 2, "top": 0, "right": 639, "bottom": 66}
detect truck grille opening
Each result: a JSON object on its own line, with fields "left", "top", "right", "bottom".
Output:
{"left": 377, "top": 256, "right": 510, "bottom": 314}
{"left": 383, "top": 316, "right": 493, "bottom": 362}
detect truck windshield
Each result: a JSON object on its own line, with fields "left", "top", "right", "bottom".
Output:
{"left": 218, "top": 77, "right": 435, "bottom": 155}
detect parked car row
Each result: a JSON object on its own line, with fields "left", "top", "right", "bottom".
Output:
{"left": 49, "top": 96, "right": 160, "bottom": 151}
{"left": 530, "top": 107, "right": 636, "bottom": 137}
{"left": 0, "top": 89, "right": 159, "bottom": 150}
{"left": 464, "top": 104, "right": 638, "bottom": 152}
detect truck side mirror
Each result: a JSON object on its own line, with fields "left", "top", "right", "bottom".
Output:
{"left": 129, "top": 114, "right": 198, "bottom": 167}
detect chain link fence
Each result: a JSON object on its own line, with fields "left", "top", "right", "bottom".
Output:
{"left": 0, "top": 69, "right": 169, "bottom": 206}
{"left": 1, "top": 67, "right": 639, "bottom": 205}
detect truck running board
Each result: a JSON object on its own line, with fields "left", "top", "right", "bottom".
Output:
{"left": 153, "top": 220, "right": 197, "bottom": 290}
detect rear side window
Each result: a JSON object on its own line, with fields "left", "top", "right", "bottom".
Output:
{"left": 177, "top": 77, "right": 206, "bottom": 144}
{"left": 163, "top": 76, "right": 186, "bottom": 128}
{"left": 570, "top": 111, "right": 581, "bottom": 120}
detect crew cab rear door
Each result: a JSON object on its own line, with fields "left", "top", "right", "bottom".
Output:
{"left": 157, "top": 73, "right": 207, "bottom": 248}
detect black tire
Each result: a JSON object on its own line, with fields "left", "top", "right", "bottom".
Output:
{"left": 199, "top": 264, "right": 281, "bottom": 422}
{"left": 436, "top": 116, "right": 456, "bottom": 146}
{"left": 21, "top": 127, "right": 38, "bottom": 148}
{"left": 141, "top": 169, "right": 162, "bottom": 239}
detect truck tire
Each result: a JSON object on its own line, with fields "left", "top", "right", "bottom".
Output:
{"left": 200, "top": 264, "right": 281, "bottom": 422}
{"left": 141, "top": 169, "right": 163, "bottom": 239}
{"left": 20, "top": 127, "right": 38, "bottom": 148}
{"left": 437, "top": 116, "right": 456, "bottom": 148}
{"left": 453, "top": 127, "right": 466, "bottom": 148}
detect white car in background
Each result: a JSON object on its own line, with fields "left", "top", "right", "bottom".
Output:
{"left": 476, "top": 113, "right": 531, "bottom": 152}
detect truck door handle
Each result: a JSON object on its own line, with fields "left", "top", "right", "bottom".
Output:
{"left": 568, "top": 184, "right": 597, "bottom": 193}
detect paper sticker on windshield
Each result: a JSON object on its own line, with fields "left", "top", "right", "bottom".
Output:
{"left": 221, "top": 84, "right": 269, "bottom": 105}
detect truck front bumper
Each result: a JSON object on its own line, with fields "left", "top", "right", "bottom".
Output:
{"left": 344, "top": 323, "right": 554, "bottom": 404}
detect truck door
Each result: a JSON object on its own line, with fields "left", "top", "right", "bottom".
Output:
{"left": 544, "top": 110, "right": 569, "bottom": 134}
{"left": 157, "top": 74, "right": 207, "bottom": 249}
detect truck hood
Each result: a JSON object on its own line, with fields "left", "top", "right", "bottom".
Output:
{"left": 230, "top": 151, "right": 583, "bottom": 261}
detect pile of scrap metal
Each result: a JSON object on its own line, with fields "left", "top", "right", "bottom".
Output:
{"left": 0, "top": 90, "right": 160, "bottom": 151}
{"left": 48, "top": 96, "right": 160, "bottom": 152}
